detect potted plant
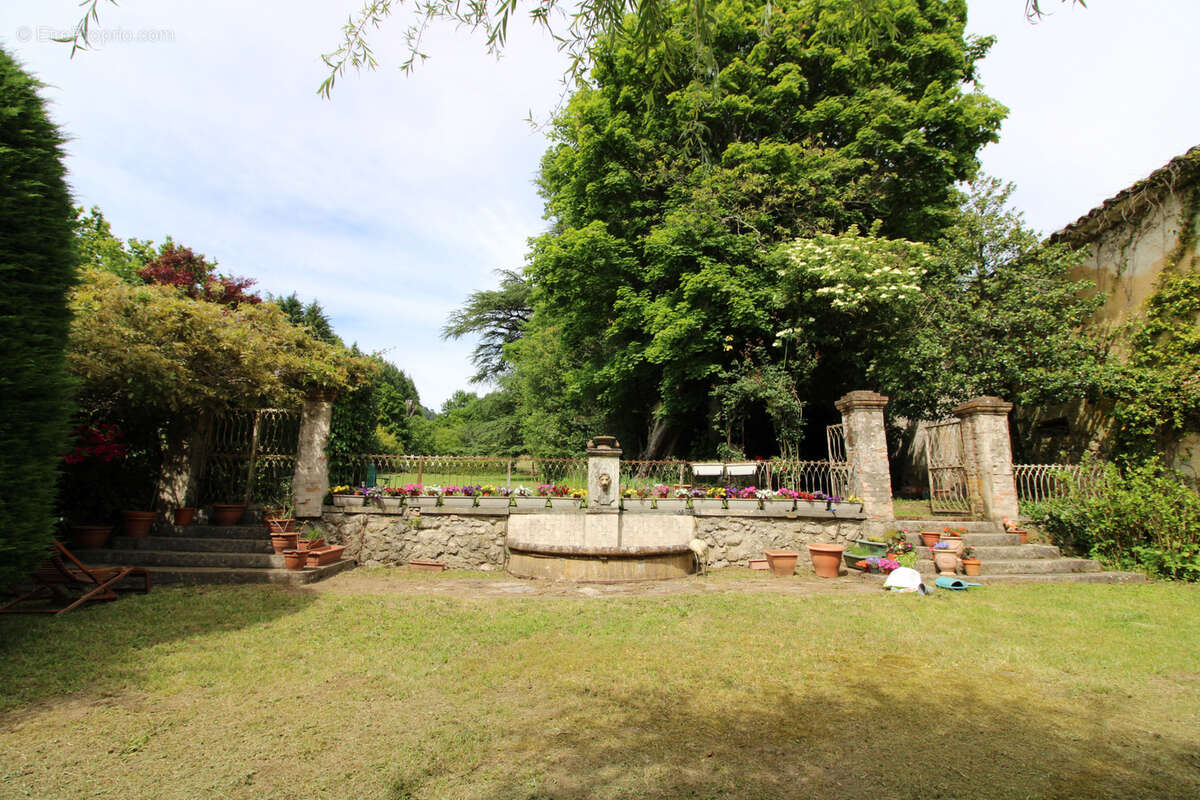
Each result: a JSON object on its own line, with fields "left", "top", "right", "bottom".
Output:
{"left": 512, "top": 485, "right": 548, "bottom": 510}
{"left": 440, "top": 485, "right": 478, "bottom": 511}
{"left": 961, "top": 546, "right": 981, "bottom": 577}
{"left": 282, "top": 549, "right": 307, "bottom": 570}
{"left": 919, "top": 530, "right": 941, "bottom": 548}
{"left": 931, "top": 541, "right": 960, "bottom": 576}
{"left": 942, "top": 526, "right": 967, "bottom": 540}
{"left": 172, "top": 506, "right": 196, "bottom": 526}
{"left": 621, "top": 486, "right": 653, "bottom": 511}
{"left": 330, "top": 485, "right": 366, "bottom": 507}
{"left": 476, "top": 485, "right": 513, "bottom": 512}
{"left": 690, "top": 486, "right": 726, "bottom": 513}
{"left": 379, "top": 486, "right": 405, "bottom": 511}
{"left": 761, "top": 487, "right": 797, "bottom": 515}
{"left": 1003, "top": 517, "right": 1029, "bottom": 544}
{"left": 652, "top": 484, "right": 687, "bottom": 513}
{"left": 539, "top": 484, "right": 582, "bottom": 510}
{"left": 121, "top": 510, "right": 157, "bottom": 539}
{"left": 726, "top": 486, "right": 761, "bottom": 513}
{"left": 297, "top": 524, "right": 326, "bottom": 551}
{"left": 210, "top": 501, "right": 247, "bottom": 526}
{"left": 60, "top": 423, "right": 128, "bottom": 548}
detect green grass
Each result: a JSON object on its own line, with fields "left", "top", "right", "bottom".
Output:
{"left": 1, "top": 577, "right": 1198, "bottom": 799}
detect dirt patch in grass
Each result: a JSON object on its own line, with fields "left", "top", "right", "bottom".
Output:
{"left": 304, "top": 566, "right": 885, "bottom": 599}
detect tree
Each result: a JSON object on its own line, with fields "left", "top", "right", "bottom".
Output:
{"left": 137, "top": 241, "right": 261, "bottom": 306}
{"left": 73, "top": 206, "right": 156, "bottom": 283}
{"left": 0, "top": 46, "right": 78, "bottom": 587}
{"left": 61, "top": 1, "right": 1086, "bottom": 97}
{"left": 511, "top": 0, "right": 1004, "bottom": 457}
{"left": 442, "top": 269, "right": 532, "bottom": 383}
{"left": 274, "top": 292, "right": 343, "bottom": 346}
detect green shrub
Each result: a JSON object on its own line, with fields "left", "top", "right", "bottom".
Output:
{"left": 1027, "top": 459, "right": 1200, "bottom": 581}
{"left": 0, "top": 48, "right": 78, "bottom": 588}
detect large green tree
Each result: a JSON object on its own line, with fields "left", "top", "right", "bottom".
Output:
{"left": 0, "top": 47, "right": 78, "bottom": 587}
{"left": 509, "top": 0, "right": 1004, "bottom": 457}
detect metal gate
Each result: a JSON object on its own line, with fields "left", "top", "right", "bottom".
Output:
{"left": 825, "top": 423, "right": 851, "bottom": 499}
{"left": 925, "top": 420, "right": 974, "bottom": 515}
{"left": 199, "top": 408, "right": 299, "bottom": 505}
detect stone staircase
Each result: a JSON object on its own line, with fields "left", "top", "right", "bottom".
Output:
{"left": 902, "top": 520, "right": 1146, "bottom": 584}
{"left": 83, "top": 520, "right": 355, "bottom": 586}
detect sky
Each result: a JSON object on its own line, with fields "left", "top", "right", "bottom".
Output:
{"left": 2, "top": 1, "right": 1197, "bottom": 409}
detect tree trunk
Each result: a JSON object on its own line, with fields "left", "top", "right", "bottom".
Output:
{"left": 156, "top": 414, "right": 213, "bottom": 510}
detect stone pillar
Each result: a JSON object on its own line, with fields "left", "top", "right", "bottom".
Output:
{"left": 292, "top": 390, "right": 336, "bottom": 519}
{"left": 586, "top": 436, "right": 622, "bottom": 514}
{"left": 834, "top": 391, "right": 895, "bottom": 521}
{"left": 952, "top": 396, "right": 1019, "bottom": 523}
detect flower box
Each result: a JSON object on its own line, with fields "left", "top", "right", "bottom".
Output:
{"left": 795, "top": 500, "right": 826, "bottom": 513}
{"left": 761, "top": 499, "right": 796, "bottom": 515}
{"left": 622, "top": 497, "right": 654, "bottom": 512}
{"left": 690, "top": 462, "right": 724, "bottom": 477}
{"left": 548, "top": 497, "right": 583, "bottom": 510}
{"left": 691, "top": 498, "right": 725, "bottom": 513}
{"left": 377, "top": 497, "right": 403, "bottom": 512}
{"left": 652, "top": 498, "right": 689, "bottom": 513}
{"left": 725, "top": 498, "right": 761, "bottom": 513}
{"left": 440, "top": 497, "right": 477, "bottom": 512}
{"left": 408, "top": 496, "right": 440, "bottom": 510}
{"left": 512, "top": 497, "right": 549, "bottom": 510}
{"left": 725, "top": 462, "right": 759, "bottom": 477}
{"left": 475, "top": 496, "right": 512, "bottom": 512}
{"left": 332, "top": 495, "right": 365, "bottom": 508}
{"left": 305, "top": 544, "right": 345, "bottom": 567}
{"left": 408, "top": 559, "right": 445, "bottom": 572}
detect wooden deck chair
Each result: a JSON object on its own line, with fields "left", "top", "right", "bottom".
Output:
{"left": 0, "top": 541, "right": 150, "bottom": 615}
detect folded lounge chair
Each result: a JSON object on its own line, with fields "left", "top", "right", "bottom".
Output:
{"left": 0, "top": 541, "right": 150, "bottom": 615}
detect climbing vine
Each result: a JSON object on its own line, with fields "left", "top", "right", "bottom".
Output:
{"left": 1110, "top": 184, "right": 1200, "bottom": 461}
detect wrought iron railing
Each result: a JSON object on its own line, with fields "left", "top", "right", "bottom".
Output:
{"left": 328, "top": 454, "right": 589, "bottom": 491}
{"left": 202, "top": 409, "right": 299, "bottom": 504}
{"left": 1014, "top": 463, "right": 1105, "bottom": 503}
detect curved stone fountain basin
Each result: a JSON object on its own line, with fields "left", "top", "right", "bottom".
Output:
{"left": 506, "top": 513, "right": 695, "bottom": 582}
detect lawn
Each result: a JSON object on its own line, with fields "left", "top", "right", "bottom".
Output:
{"left": 1, "top": 572, "right": 1197, "bottom": 799}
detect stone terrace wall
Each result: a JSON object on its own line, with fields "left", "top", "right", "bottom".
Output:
{"left": 695, "top": 516, "right": 879, "bottom": 570}
{"left": 320, "top": 507, "right": 883, "bottom": 573}
{"left": 322, "top": 509, "right": 507, "bottom": 570}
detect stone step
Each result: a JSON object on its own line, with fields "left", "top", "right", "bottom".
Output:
{"left": 919, "top": 557, "right": 1101, "bottom": 576}
{"left": 85, "top": 549, "right": 283, "bottom": 569}
{"left": 919, "top": 571, "right": 1146, "bottom": 585}
{"left": 898, "top": 520, "right": 1004, "bottom": 533}
{"left": 79, "top": 560, "right": 356, "bottom": 586}
{"left": 165, "top": 524, "right": 275, "bottom": 540}
{"left": 917, "top": 544, "right": 1061, "bottom": 560}
{"left": 907, "top": 532, "right": 1022, "bottom": 547}
{"left": 112, "top": 536, "right": 274, "bottom": 554}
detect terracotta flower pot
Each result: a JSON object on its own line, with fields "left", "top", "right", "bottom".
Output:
{"left": 121, "top": 510, "right": 156, "bottom": 539}
{"left": 962, "top": 557, "right": 981, "bottom": 577}
{"left": 306, "top": 545, "right": 346, "bottom": 567}
{"left": 298, "top": 537, "right": 326, "bottom": 552}
{"left": 211, "top": 503, "right": 247, "bottom": 526}
{"left": 266, "top": 518, "right": 295, "bottom": 534}
{"left": 269, "top": 532, "right": 299, "bottom": 554}
{"left": 71, "top": 525, "right": 112, "bottom": 550}
{"left": 173, "top": 507, "right": 196, "bottom": 526}
{"left": 763, "top": 549, "right": 800, "bottom": 577}
{"left": 261, "top": 507, "right": 284, "bottom": 522}
{"left": 933, "top": 550, "right": 960, "bottom": 576}
{"left": 919, "top": 531, "right": 941, "bottom": 548}
{"left": 806, "top": 543, "right": 844, "bottom": 578}
{"left": 282, "top": 549, "right": 307, "bottom": 570}
{"left": 1011, "top": 528, "right": 1029, "bottom": 545}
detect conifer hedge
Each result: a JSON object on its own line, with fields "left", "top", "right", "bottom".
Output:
{"left": 0, "top": 47, "right": 78, "bottom": 588}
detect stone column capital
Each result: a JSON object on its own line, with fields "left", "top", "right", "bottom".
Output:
{"left": 835, "top": 391, "right": 889, "bottom": 413}
{"left": 952, "top": 396, "right": 1013, "bottom": 418}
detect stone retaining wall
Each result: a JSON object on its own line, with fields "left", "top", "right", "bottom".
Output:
{"left": 321, "top": 509, "right": 507, "bottom": 570}
{"left": 319, "top": 507, "right": 881, "bottom": 572}
{"left": 694, "top": 516, "right": 876, "bottom": 569}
